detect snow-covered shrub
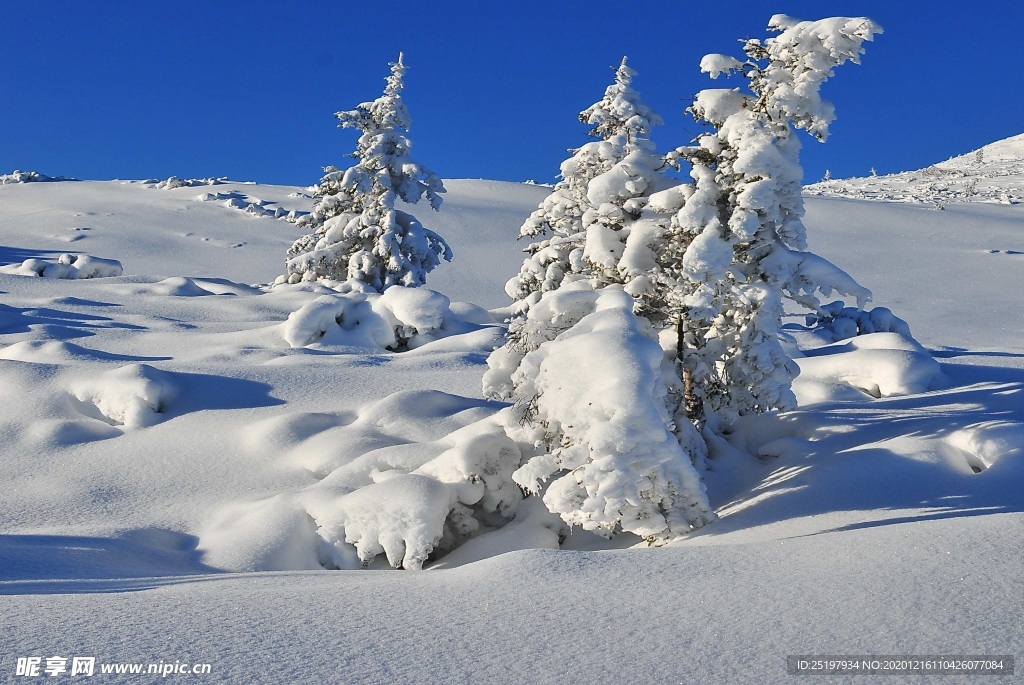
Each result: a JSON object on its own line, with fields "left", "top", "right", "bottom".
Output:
{"left": 201, "top": 409, "right": 526, "bottom": 571}
{"left": 666, "top": 14, "right": 881, "bottom": 425}
{"left": 280, "top": 54, "right": 451, "bottom": 290}
{"left": 0, "top": 253, "right": 123, "bottom": 279}
{"left": 154, "top": 176, "right": 190, "bottom": 190}
{"left": 151, "top": 176, "right": 226, "bottom": 189}
{"left": 795, "top": 332, "right": 943, "bottom": 399}
{"left": 316, "top": 474, "right": 454, "bottom": 570}
{"left": 491, "top": 287, "right": 714, "bottom": 540}
{"left": 802, "top": 301, "right": 911, "bottom": 342}
{"left": 283, "top": 284, "right": 478, "bottom": 351}
{"left": 314, "top": 426, "right": 524, "bottom": 570}
{"left": 69, "top": 363, "right": 176, "bottom": 428}
{"left": 0, "top": 170, "right": 74, "bottom": 184}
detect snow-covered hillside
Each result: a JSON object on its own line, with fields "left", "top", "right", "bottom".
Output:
{"left": 805, "top": 133, "right": 1024, "bottom": 205}
{"left": 1, "top": 162, "right": 1021, "bottom": 682}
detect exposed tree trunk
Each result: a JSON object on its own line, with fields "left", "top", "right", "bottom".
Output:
{"left": 677, "top": 313, "right": 700, "bottom": 422}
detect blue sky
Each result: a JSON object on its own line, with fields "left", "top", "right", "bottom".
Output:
{"left": 4, "top": 1, "right": 1022, "bottom": 186}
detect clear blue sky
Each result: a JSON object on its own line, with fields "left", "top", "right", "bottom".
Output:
{"left": 4, "top": 1, "right": 1022, "bottom": 186}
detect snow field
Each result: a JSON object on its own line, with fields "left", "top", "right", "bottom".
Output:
{"left": 1, "top": 169, "right": 1022, "bottom": 682}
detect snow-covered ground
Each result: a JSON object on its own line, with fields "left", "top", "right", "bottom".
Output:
{"left": 1, "top": 159, "right": 1021, "bottom": 683}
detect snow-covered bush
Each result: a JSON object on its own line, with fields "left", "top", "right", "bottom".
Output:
{"left": 315, "top": 426, "right": 523, "bottom": 569}
{"left": 202, "top": 405, "right": 526, "bottom": 571}
{"left": 150, "top": 176, "right": 227, "bottom": 189}
{"left": 488, "top": 286, "right": 714, "bottom": 540}
{"left": 283, "top": 284, "right": 480, "bottom": 351}
{"left": 801, "top": 301, "right": 911, "bottom": 343}
{"left": 0, "top": 170, "right": 74, "bottom": 184}
{"left": 0, "top": 253, "right": 123, "bottom": 279}
{"left": 69, "top": 363, "right": 176, "bottom": 428}
{"left": 666, "top": 14, "right": 881, "bottom": 425}
{"left": 795, "top": 332, "right": 943, "bottom": 399}
{"left": 280, "top": 54, "right": 451, "bottom": 290}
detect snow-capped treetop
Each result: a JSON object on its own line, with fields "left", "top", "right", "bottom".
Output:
{"left": 580, "top": 57, "right": 664, "bottom": 142}
{"left": 333, "top": 53, "right": 444, "bottom": 211}
{"left": 518, "top": 57, "right": 663, "bottom": 243}
{"left": 337, "top": 53, "right": 412, "bottom": 134}
{"left": 508, "top": 59, "right": 668, "bottom": 317}
{"left": 701, "top": 16, "right": 882, "bottom": 141}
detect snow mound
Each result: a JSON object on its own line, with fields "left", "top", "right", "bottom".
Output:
{"left": 151, "top": 276, "right": 215, "bottom": 297}
{"left": 943, "top": 420, "right": 1024, "bottom": 474}
{"left": 794, "top": 332, "right": 943, "bottom": 401}
{"left": 69, "top": 363, "right": 176, "bottom": 428}
{"left": 200, "top": 391, "right": 525, "bottom": 571}
{"left": 199, "top": 495, "right": 322, "bottom": 572}
{"left": 282, "top": 284, "right": 482, "bottom": 351}
{"left": 0, "top": 253, "right": 123, "bottom": 279}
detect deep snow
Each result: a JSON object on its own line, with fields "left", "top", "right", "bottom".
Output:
{"left": 1, "top": 163, "right": 1021, "bottom": 682}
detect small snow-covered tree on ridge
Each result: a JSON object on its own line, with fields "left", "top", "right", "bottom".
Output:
{"left": 668, "top": 15, "right": 880, "bottom": 426}
{"left": 281, "top": 54, "right": 451, "bottom": 290}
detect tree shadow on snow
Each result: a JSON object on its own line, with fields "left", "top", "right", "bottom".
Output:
{"left": 930, "top": 346, "right": 1024, "bottom": 360}
{"left": 0, "top": 529, "right": 223, "bottom": 595}
{"left": 0, "top": 245, "right": 64, "bottom": 267}
{"left": 0, "top": 303, "right": 145, "bottom": 340}
{"left": 166, "top": 371, "right": 286, "bottom": 414}
{"left": 695, "top": 361, "right": 1024, "bottom": 539}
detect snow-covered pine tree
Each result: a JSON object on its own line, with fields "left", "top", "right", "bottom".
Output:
{"left": 280, "top": 54, "right": 451, "bottom": 290}
{"left": 485, "top": 61, "right": 714, "bottom": 541}
{"left": 669, "top": 15, "right": 880, "bottom": 426}
{"left": 502, "top": 57, "right": 664, "bottom": 356}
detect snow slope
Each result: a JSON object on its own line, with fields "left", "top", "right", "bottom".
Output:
{"left": 805, "top": 132, "right": 1024, "bottom": 206}
{"left": 1, "top": 165, "right": 1021, "bottom": 683}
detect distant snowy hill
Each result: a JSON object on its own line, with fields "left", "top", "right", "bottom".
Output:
{"left": 805, "top": 133, "right": 1024, "bottom": 205}
{"left": 1, "top": 172, "right": 1021, "bottom": 683}
{"left": 0, "top": 178, "right": 543, "bottom": 303}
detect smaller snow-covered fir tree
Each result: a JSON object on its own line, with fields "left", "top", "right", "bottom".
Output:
{"left": 506, "top": 58, "right": 663, "bottom": 316}
{"left": 281, "top": 54, "right": 451, "bottom": 290}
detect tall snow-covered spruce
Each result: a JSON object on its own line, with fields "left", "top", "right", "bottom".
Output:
{"left": 487, "top": 60, "right": 716, "bottom": 541}
{"left": 670, "top": 15, "right": 881, "bottom": 426}
{"left": 279, "top": 54, "right": 451, "bottom": 290}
